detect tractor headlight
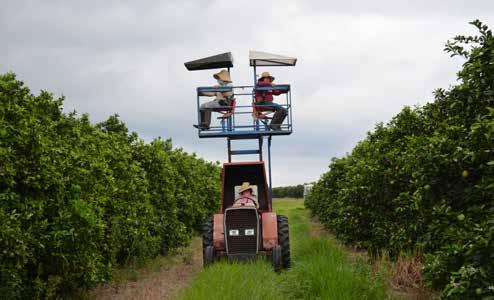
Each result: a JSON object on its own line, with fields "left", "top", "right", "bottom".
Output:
{"left": 245, "top": 229, "right": 255, "bottom": 236}
{"left": 229, "top": 229, "right": 239, "bottom": 236}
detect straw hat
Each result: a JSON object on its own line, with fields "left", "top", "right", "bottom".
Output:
{"left": 213, "top": 69, "right": 232, "bottom": 83}
{"left": 259, "top": 71, "right": 275, "bottom": 81}
{"left": 239, "top": 182, "right": 254, "bottom": 194}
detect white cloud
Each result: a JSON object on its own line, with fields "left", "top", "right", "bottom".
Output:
{"left": 1, "top": 0, "right": 493, "bottom": 186}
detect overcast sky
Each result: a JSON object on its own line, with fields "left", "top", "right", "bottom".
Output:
{"left": 1, "top": 1, "right": 493, "bottom": 186}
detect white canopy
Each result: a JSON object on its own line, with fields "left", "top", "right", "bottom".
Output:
{"left": 249, "top": 50, "right": 297, "bottom": 66}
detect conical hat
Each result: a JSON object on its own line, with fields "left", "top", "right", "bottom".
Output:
{"left": 213, "top": 69, "right": 232, "bottom": 83}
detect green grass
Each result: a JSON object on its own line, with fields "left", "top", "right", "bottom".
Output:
{"left": 179, "top": 199, "right": 389, "bottom": 300}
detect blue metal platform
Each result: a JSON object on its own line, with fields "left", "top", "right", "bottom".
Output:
{"left": 195, "top": 85, "right": 293, "bottom": 139}
{"left": 199, "top": 129, "right": 291, "bottom": 139}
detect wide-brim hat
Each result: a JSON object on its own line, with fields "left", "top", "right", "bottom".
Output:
{"left": 259, "top": 71, "right": 275, "bottom": 81}
{"left": 213, "top": 69, "right": 232, "bottom": 83}
{"left": 239, "top": 182, "right": 254, "bottom": 194}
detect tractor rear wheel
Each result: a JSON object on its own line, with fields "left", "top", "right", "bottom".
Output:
{"left": 277, "top": 215, "right": 291, "bottom": 269}
{"left": 202, "top": 217, "right": 215, "bottom": 267}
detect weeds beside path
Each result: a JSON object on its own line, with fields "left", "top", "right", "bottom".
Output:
{"left": 89, "top": 238, "right": 202, "bottom": 300}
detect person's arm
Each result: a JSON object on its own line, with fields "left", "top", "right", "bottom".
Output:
{"left": 232, "top": 196, "right": 241, "bottom": 207}
{"left": 221, "top": 91, "right": 233, "bottom": 98}
{"left": 218, "top": 83, "right": 233, "bottom": 99}
{"left": 251, "top": 196, "right": 259, "bottom": 208}
{"left": 272, "top": 84, "right": 287, "bottom": 96}
{"left": 200, "top": 85, "right": 220, "bottom": 97}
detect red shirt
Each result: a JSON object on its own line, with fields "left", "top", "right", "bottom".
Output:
{"left": 255, "top": 81, "right": 284, "bottom": 102}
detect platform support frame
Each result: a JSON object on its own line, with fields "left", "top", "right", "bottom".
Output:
{"left": 267, "top": 135, "right": 273, "bottom": 208}
{"left": 226, "top": 135, "right": 273, "bottom": 206}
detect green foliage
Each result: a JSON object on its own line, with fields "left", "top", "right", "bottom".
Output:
{"left": 0, "top": 73, "right": 220, "bottom": 298}
{"left": 272, "top": 184, "right": 304, "bottom": 198}
{"left": 305, "top": 20, "right": 494, "bottom": 299}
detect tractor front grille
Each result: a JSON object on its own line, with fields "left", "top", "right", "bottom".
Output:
{"left": 224, "top": 208, "right": 259, "bottom": 255}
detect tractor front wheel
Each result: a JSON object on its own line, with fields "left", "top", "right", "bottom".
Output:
{"left": 277, "top": 215, "right": 291, "bottom": 269}
{"left": 271, "top": 245, "right": 282, "bottom": 271}
{"left": 202, "top": 217, "right": 215, "bottom": 267}
{"left": 204, "top": 246, "right": 214, "bottom": 266}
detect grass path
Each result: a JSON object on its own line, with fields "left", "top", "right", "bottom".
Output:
{"left": 179, "top": 199, "right": 389, "bottom": 300}
{"left": 89, "top": 199, "right": 392, "bottom": 299}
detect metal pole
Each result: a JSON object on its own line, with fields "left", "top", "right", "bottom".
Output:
{"left": 259, "top": 137, "right": 263, "bottom": 161}
{"left": 227, "top": 138, "right": 231, "bottom": 162}
{"left": 290, "top": 89, "right": 293, "bottom": 131}
{"left": 268, "top": 135, "right": 273, "bottom": 208}
{"left": 253, "top": 62, "right": 257, "bottom": 131}
{"left": 196, "top": 91, "right": 201, "bottom": 131}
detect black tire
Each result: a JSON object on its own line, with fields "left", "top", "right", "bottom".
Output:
{"left": 204, "top": 246, "right": 214, "bottom": 266}
{"left": 271, "top": 245, "right": 282, "bottom": 272}
{"left": 277, "top": 215, "right": 291, "bottom": 269}
{"left": 202, "top": 217, "right": 214, "bottom": 267}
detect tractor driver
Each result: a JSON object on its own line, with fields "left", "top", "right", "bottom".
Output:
{"left": 233, "top": 182, "right": 259, "bottom": 208}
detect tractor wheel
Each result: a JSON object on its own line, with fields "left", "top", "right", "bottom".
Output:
{"left": 204, "top": 246, "right": 214, "bottom": 266}
{"left": 271, "top": 245, "right": 282, "bottom": 272}
{"left": 202, "top": 217, "right": 215, "bottom": 267}
{"left": 277, "top": 215, "right": 291, "bottom": 269}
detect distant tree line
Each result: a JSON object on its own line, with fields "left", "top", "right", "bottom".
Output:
{"left": 272, "top": 184, "right": 304, "bottom": 198}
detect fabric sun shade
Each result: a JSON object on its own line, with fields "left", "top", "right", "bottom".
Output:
{"left": 249, "top": 50, "right": 297, "bottom": 66}
{"left": 184, "top": 52, "right": 234, "bottom": 71}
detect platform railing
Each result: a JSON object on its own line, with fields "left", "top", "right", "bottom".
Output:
{"left": 195, "top": 85, "right": 292, "bottom": 138}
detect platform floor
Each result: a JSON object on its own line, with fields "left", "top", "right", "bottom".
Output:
{"left": 198, "top": 129, "right": 292, "bottom": 139}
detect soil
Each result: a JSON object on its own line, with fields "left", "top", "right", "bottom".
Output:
{"left": 89, "top": 238, "right": 203, "bottom": 300}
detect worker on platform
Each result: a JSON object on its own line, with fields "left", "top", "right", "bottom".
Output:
{"left": 194, "top": 69, "right": 233, "bottom": 130}
{"left": 233, "top": 182, "right": 259, "bottom": 208}
{"left": 254, "top": 71, "right": 288, "bottom": 130}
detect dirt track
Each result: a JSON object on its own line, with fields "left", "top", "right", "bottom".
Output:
{"left": 90, "top": 238, "right": 202, "bottom": 300}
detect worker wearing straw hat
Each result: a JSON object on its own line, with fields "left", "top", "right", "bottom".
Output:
{"left": 194, "top": 69, "right": 233, "bottom": 130}
{"left": 233, "top": 182, "right": 259, "bottom": 208}
{"left": 254, "top": 71, "right": 288, "bottom": 130}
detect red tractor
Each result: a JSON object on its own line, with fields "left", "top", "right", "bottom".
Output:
{"left": 184, "top": 50, "right": 297, "bottom": 270}
{"left": 203, "top": 161, "right": 290, "bottom": 270}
